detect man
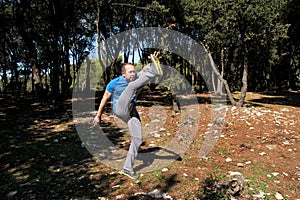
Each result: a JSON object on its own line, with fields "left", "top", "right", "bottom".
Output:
{"left": 93, "top": 52, "right": 162, "bottom": 179}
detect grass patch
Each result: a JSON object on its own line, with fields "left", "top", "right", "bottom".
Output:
{"left": 249, "top": 164, "right": 268, "bottom": 177}
{"left": 244, "top": 177, "right": 271, "bottom": 199}
{"left": 217, "top": 147, "right": 229, "bottom": 157}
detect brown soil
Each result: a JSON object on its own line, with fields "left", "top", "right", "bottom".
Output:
{"left": 0, "top": 91, "right": 299, "bottom": 199}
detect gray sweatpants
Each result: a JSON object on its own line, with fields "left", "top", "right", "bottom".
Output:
{"left": 114, "top": 64, "right": 158, "bottom": 171}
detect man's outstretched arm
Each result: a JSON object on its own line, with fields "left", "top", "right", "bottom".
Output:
{"left": 93, "top": 90, "right": 112, "bottom": 126}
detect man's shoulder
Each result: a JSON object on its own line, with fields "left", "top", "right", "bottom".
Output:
{"left": 106, "top": 76, "right": 123, "bottom": 92}
{"left": 109, "top": 76, "right": 122, "bottom": 84}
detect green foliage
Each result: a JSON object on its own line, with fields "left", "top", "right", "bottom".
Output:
{"left": 180, "top": 0, "right": 294, "bottom": 92}
{"left": 0, "top": 0, "right": 299, "bottom": 99}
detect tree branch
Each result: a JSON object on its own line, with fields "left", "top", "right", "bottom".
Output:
{"left": 111, "top": 3, "right": 155, "bottom": 12}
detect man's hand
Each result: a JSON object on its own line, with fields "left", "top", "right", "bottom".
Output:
{"left": 93, "top": 91, "right": 111, "bottom": 126}
{"left": 92, "top": 115, "right": 101, "bottom": 126}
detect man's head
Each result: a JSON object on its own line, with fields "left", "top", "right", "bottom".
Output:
{"left": 122, "top": 63, "right": 136, "bottom": 82}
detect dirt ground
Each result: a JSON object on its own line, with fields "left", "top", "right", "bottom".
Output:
{"left": 0, "top": 90, "right": 299, "bottom": 199}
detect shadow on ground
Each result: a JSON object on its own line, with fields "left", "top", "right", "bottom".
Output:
{"left": 248, "top": 91, "right": 300, "bottom": 107}
{"left": 0, "top": 95, "right": 123, "bottom": 199}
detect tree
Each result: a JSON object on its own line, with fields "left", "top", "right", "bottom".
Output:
{"left": 0, "top": 0, "right": 298, "bottom": 101}
{"left": 284, "top": 0, "right": 300, "bottom": 90}
{"left": 0, "top": 0, "right": 96, "bottom": 99}
{"left": 181, "top": 0, "right": 290, "bottom": 106}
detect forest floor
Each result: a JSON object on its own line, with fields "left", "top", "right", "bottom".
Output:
{"left": 0, "top": 89, "right": 299, "bottom": 199}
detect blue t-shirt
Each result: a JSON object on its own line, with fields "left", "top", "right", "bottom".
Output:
{"left": 106, "top": 75, "right": 137, "bottom": 113}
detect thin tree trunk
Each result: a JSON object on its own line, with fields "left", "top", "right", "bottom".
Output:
{"left": 212, "top": 71, "right": 216, "bottom": 93}
{"left": 63, "top": 43, "right": 72, "bottom": 97}
{"left": 2, "top": 44, "right": 8, "bottom": 93}
{"left": 16, "top": 1, "right": 43, "bottom": 97}
{"left": 31, "top": 57, "right": 43, "bottom": 93}
{"left": 85, "top": 57, "right": 91, "bottom": 91}
{"left": 201, "top": 42, "right": 238, "bottom": 105}
{"left": 237, "top": 59, "right": 248, "bottom": 106}
{"left": 217, "top": 48, "right": 225, "bottom": 95}
{"left": 201, "top": 42, "right": 250, "bottom": 106}
{"left": 1, "top": 68, "right": 8, "bottom": 93}
{"left": 23, "top": 69, "right": 28, "bottom": 94}
{"left": 72, "top": 53, "right": 77, "bottom": 90}
{"left": 51, "top": 57, "right": 60, "bottom": 101}
{"left": 192, "top": 70, "right": 195, "bottom": 91}
{"left": 96, "top": 5, "right": 106, "bottom": 80}
{"left": 124, "top": 52, "right": 129, "bottom": 63}
{"left": 132, "top": 50, "right": 135, "bottom": 63}
{"left": 14, "top": 62, "right": 20, "bottom": 97}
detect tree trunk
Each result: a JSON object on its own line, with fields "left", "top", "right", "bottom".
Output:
{"left": 51, "top": 59, "right": 60, "bottom": 101}
{"left": 212, "top": 71, "right": 216, "bottom": 93}
{"left": 72, "top": 54, "right": 77, "bottom": 90}
{"left": 217, "top": 48, "right": 225, "bottom": 95}
{"left": 13, "top": 62, "right": 20, "bottom": 97}
{"left": 23, "top": 69, "right": 28, "bottom": 94}
{"left": 192, "top": 70, "right": 195, "bottom": 92}
{"left": 31, "top": 57, "right": 43, "bottom": 94}
{"left": 1, "top": 46, "right": 8, "bottom": 93}
{"left": 63, "top": 42, "right": 72, "bottom": 97}
{"left": 1, "top": 67, "right": 8, "bottom": 93}
{"left": 85, "top": 57, "right": 91, "bottom": 91}
{"left": 201, "top": 42, "right": 238, "bottom": 106}
{"left": 124, "top": 51, "right": 129, "bottom": 63}
{"left": 96, "top": 4, "right": 106, "bottom": 85}
{"left": 237, "top": 58, "right": 248, "bottom": 106}
{"left": 132, "top": 49, "right": 135, "bottom": 63}
{"left": 16, "top": 1, "right": 44, "bottom": 97}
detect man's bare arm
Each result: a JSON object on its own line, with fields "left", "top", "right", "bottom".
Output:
{"left": 93, "top": 90, "right": 112, "bottom": 126}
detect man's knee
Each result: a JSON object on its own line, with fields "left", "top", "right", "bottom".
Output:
{"left": 128, "top": 117, "right": 142, "bottom": 134}
{"left": 115, "top": 106, "right": 130, "bottom": 122}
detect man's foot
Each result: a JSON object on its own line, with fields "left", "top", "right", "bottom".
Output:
{"left": 150, "top": 54, "right": 163, "bottom": 75}
{"left": 119, "top": 169, "right": 138, "bottom": 179}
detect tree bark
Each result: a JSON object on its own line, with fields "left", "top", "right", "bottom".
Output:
{"left": 85, "top": 57, "right": 91, "bottom": 91}
{"left": 16, "top": 1, "right": 43, "bottom": 97}
{"left": 63, "top": 39, "right": 72, "bottom": 97}
{"left": 205, "top": 45, "right": 248, "bottom": 106}
{"left": 212, "top": 71, "right": 216, "bottom": 93}
{"left": 96, "top": 4, "right": 106, "bottom": 84}
{"left": 217, "top": 48, "right": 225, "bottom": 95}
{"left": 31, "top": 56, "right": 43, "bottom": 94}
{"left": 237, "top": 58, "right": 248, "bottom": 106}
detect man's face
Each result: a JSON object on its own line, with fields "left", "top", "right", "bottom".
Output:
{"left": 123, "top": 64, "right": 136, "bottom": 82}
